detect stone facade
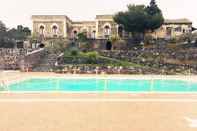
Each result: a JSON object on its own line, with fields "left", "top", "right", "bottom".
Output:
{"left": 32, "top": 15, "right": 192, "bottom": 39}
{"left": 151, "top": 19, "right": 193, "bottom": 39}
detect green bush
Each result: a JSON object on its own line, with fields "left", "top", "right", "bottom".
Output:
{"left": 169, "top": 38, "right": 177, "bottom": 43}
{"left": 85, "top": 51, "right": 98, "bottom": 64}
{"left": 144, "top": 35, "right": 155, "bottom": 45}
{"left": 70, "top": 47, "right": 79, "bottom": 56}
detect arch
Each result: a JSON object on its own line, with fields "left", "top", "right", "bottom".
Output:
{"left": 106, "top": 40, "right": 112, "bottom": 50}
{"left": 103, "top": 23, "right": 112, "bottom": 29}
{"left": 73, "top": 30, "right": 78, "bottom": 34}
{"left": 38, "top": 24, "right": 45, "bottom": 35}
{"left": 117, "top": 25, "right": 124, "bottom": 38}
{"left": 39, "top": 43, "right": 45, "bottom": 48}
{"left": 92, "top": 30, "right": 96, "bottom": 39}
{"left": 51, "top": 23, "right": 59, "bottom": 37}
{"left": 103, "top": 23, "right": 111, "bottom": 38}
{"left": 72, "top": 29, "right": 79, "bottom": 39}
{"left": 50, "top": 23, "right": 59, "bottom": 29}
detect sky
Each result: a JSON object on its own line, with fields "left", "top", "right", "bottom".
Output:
{"left": 0, "top": 0, "right": 196, "bottom": 29}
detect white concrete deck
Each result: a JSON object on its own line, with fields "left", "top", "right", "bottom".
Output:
{"left": 0, "top": 72, "right": 197, "bottom": 131}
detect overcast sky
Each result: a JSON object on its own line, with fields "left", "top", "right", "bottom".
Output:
{"left": 0, "top": 0, "right": 196, "bottom": 29}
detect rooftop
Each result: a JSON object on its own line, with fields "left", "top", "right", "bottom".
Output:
{"left": 32, "top": 15, "right": 192, "bottom": 25}
{"left": 164, "top": 19, "right": 192, "bottom": 24}
{"left": 31, "top": 15, "right": 72, "bottom": 22}
{"left": 96, "top": 15, "right": 114, "bottom": 19}
{"left": 72, "top": 21, "right": 96, "bottom": 25}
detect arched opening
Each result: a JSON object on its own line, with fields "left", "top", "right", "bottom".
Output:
{"left": 118, "top": 26, "right": 124, "bottom": 38}
{"left": 39, "top": 43, "right": 45, "bottom": 48}
{"left": 39, "top": 25, "right": 45, "bottom": 35}
{"left": 92, "top": 30, "right": 96, "bottom": 39}
{"left": 104, "top": 25, "right": 111, "bottom": 38}
{"left": 73, "top": 30, "right": 78, "bottom": 39}
{"left": 106, "top": 40, "right": 112, "bottom": 50}
{"left": 52, "top": 25, "right": 58, "bottom": 37}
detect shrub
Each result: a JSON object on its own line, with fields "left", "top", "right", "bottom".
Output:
{"left": 144, "top": 35, "right": 155, "bottom": 45}
{"left": 45, "top": 38, "right": 69, "bottom": 53}
{"left": 169, "top": 37, "right": 177, "bottom": 44}
{"left": 70, "top": 47, "right": 79, "bottom": 56}
{"left": 113, "top": 39, "right": 127, "bottom": 50}
{"left": 85, "top": 51, "right": 98, "bottom": 64}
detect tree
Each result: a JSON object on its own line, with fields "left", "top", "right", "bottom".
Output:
{"left": 77, "top": 32, "right": 90, "bottom": 50}
{"left": 146, "top": 0, "right": 164, "bottom": 31}
{"left": 0, "top": 21, "right": 6, "bottom": 33}
{"left": 0, "top": 21, "right": 7, "bottom": 38}
{"left": 114, "top": 5, "right": 148, "bottom": 35}
{"left": 146, "top": 0, "right": 161, "bottom": 15}
{"left": 0, "top": 21, "right": 9, "bottom": 47}
{"left": 7, "top": 25, "right": 31, "bottom": 40}
{"left": 46, "top": 38, "right": 69, "bottom": 53}
{"left": 114, "top": 0, "right": 164, "bottom": 41}
{"left": 77, "top": 32, "right": 88, "bottom": 43}
{"left": 0, "top": 22, "right": 31, "bottom": 48}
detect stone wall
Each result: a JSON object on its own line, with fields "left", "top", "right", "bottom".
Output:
{"left": 0, "top": 48, "right": 45, "bottom": 71}
{"left": 0, "top": 48, "right": 27, "bottom": 70}
{"left": 19, "top": 49, "right": 45, "bottom": 71}
{"left": 79, "top": 39, "right": 141, "bottom": 50}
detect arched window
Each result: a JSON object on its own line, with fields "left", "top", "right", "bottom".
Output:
{"left": 104, "top": 25, "right": 111, "bottom": 38}
{"left": 175, "top": 26, "right": 182, "bottom": 32}
{"left": 39, "top": 25, "right": 45, "bottom": 35}
{"left": 52, "top": 25, "right": 58, "bottom": 35}
{"left": 92, "top": 30, "right": 96, "bottom": 39}
{"left": 118, "top": 26, "right": 124, "bottom": 38}
{"left": 73, "top": 30, "right": 78, "bottom": 39}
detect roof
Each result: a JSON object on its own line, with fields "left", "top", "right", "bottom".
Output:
{"left": 164, "top": 19, "right": 192, "bottom": 24}
{"left": 96, "top": 15, "right": 114, "bottom": 19}
{"left": 31, "top": 15, "right": 72, "bottom": 22}
{"left": 72, "top": 21, "right": 95, "bottom": 25}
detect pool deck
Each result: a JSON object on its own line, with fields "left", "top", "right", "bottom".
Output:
{"left": 0, "top": 72, "right": 197, "bottom": 131}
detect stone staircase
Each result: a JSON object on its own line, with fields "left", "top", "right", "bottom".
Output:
{"left": 32, "top": 50, "right": 60, "bottom": 72}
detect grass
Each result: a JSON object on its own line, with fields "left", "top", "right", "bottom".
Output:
{"left": 63, "top": 51, "right": 143, "bottom": 67}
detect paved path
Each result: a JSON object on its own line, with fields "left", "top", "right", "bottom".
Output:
{"left": 0, "top": 73, "right": 197, "bottom": 130}
{"left": 0, "top": 93, "right": 197, "bottom": 131}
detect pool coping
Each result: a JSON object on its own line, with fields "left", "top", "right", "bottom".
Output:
{"left": 1, "top": 72, "right": 197, "bottom": 94}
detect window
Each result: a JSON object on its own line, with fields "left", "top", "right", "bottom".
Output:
{"left": 118, "top": 26, "right": 124, "bottom": 38}
{"left": 73, "top": 30, "right": 78, "bottom": 39}
{"left": 39, "top": 25, "right": 45, "bottom": 35}
{"left": 52, "top": 25, "right": 58, "bottom": 34}
{"left": 92, "top": 30, "right": 96, "bottom": 39}
{"left": 104, "top": 25, "right": 111, "bottom": 38}
{"left": 175, "top": 27, "right": 182, "bottom": 32}
{"left": 166, "top": 27, "right": 172, "bottom": 36}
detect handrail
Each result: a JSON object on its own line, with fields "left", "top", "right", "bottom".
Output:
{"left": 26, "top": 48, "right": 44, "bottom": 56}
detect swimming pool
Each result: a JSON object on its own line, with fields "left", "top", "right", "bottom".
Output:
{"left": 6, "top": 78, "right": 197, "bottom": 92}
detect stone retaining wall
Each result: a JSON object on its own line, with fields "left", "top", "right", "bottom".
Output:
{"left": 0, "top": 48, "right": 27, "bottom": 70}
{"left": 0, "top": 48, "right": 45, "bottom": 71}
{"left": 19, "top": 49, "right": 45, "bottom": 71}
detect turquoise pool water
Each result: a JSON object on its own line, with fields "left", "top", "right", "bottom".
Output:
{"left": 7, "top": 78, "right": 197, "bottom": 92}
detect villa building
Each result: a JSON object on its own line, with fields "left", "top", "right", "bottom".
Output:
{"left": 32, "top": 15, "right": 192, "bottom": 39}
